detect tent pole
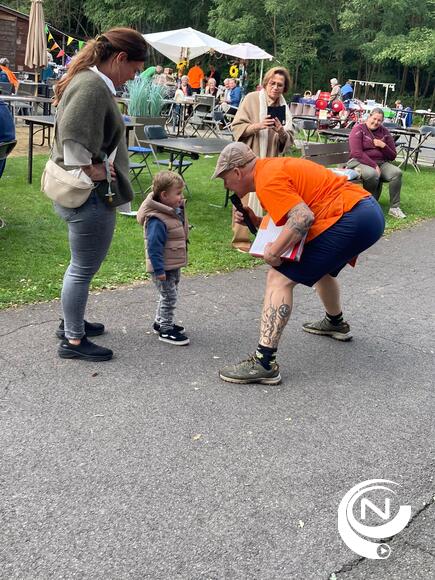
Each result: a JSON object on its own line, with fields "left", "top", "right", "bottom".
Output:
{"left": 259, "top": 60, "right": 264, "bottom": 84}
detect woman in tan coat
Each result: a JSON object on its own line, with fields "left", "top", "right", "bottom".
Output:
{"left": 230, "top": 66, "right": 294, "bottom": 251}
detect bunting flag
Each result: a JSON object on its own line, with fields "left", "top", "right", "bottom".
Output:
{"left": 57, "top": 49, "right": 65, "bottom": 58}
{"left": 47, "top": 32, "right": 53, "bottom": 42}
{"left": 50, "top": 42, "right": 60, "bottom": 51}
{"left": 78, "top": 40, "right": 85, "bottom": 50}
{"left": 65, "top": 55, "right": 72, "bottom": 65}
{"left": 45, "top": 25, "right": 49, "bottom": 34}
{"left": 67, "top": 36, "right": 74, "bottom": 46}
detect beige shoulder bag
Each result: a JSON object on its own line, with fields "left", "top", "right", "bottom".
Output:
{"left": 41, "top": 115, "right": 94, "bottom": 208}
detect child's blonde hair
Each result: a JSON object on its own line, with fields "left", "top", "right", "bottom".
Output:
{"left": 152, "top": 171, "right": 184, "bottom": 202}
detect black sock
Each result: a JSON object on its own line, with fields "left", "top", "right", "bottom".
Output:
{"left": 255, "top": 344, "right": 277, "bottom": 370}
{"left": 326, "top": 311, "right": 343, "bottom": 326}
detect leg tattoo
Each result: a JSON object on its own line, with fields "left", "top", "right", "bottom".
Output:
{"left": 260, "top": 295, "right": 291, "bottom": 348}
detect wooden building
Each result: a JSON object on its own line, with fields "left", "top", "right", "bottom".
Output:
{"left": 0, "top": 3, "right": 29, "bottom": 71}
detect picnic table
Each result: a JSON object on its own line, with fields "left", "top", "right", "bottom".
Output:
{"left": 21, "top": 115, "right": 141, "bottom": 184}
{"left": 140, "top": 136, "right": 229, "bottom": 173}
{"left": 0, "top": 95, "right": 53, "bottom": 116}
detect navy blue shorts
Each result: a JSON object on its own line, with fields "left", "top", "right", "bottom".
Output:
{"left": 276, "top": 196, "right": 385, "bottom": 287}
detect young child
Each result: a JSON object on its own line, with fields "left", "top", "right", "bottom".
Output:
{"left": 137, "top": 171, "right": 190, "bottom": 345}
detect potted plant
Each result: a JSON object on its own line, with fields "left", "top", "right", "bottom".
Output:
{"left": 126, "top": 77, "right": 167, "bottom": 127}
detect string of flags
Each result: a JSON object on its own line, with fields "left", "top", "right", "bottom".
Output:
{"left": 45, "top": 24, "right": 85, "bottom": 63}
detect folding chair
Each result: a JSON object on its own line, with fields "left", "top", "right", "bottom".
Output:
{"left": 404, "top": 125, "right": 435, "bottom": 171}
{"left": 128, "top": 122, "right": 162, "bottom": 194}
{"left": 142, "top": 125, "right": 192, "bottom": 195}
{"left": 185, "top": 94, "right": 215, "bottom": 136}
{"left": 202, "top": 110, "right": 234, "bottom": 139}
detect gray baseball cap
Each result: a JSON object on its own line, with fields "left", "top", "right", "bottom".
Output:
{"left": 211, "top": 142, "right": 256, "bottom": 179}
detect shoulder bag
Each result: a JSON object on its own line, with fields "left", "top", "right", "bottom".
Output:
{"left": 41, "top": 114, "right": 94, "bottom": 208}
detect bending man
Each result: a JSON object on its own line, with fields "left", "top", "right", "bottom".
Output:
{"left": 212, "top": 142, "right": 385, "bottom": 385}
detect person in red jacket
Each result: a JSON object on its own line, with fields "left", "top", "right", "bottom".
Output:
{"left": 348, "top": 108, "right": 406, "bottom": 219}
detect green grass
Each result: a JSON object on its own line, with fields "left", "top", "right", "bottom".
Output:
{"left": 0, "top": 154, "right": 434, "bottom": 309}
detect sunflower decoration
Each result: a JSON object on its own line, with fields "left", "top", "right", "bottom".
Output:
{"left": 229, "top": 64, "right": 239, "bottom": 78}
{"left": 176, "top": 59, "right": 188, "bottom": 73}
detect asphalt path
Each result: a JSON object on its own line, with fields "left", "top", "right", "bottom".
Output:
{"left": 1, "top": 220, "right": 434, "bottom": 579}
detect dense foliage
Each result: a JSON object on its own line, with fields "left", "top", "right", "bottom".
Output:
{"left": 4, "top": 0, "right": 434, "bottom": 106}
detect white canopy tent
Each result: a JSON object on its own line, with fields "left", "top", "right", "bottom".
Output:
{"left": 144, "top": 27, "right": 232, "bottom": 64}
{"left": 224, "top": 42, "right": 273, "bottom": 61}
{"left": 224, "top": 42, "right": 273, "bottom": 84}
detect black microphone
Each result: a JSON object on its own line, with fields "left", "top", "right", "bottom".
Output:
{"left": 229, "top": 193, "right": 258, "bottom": 235}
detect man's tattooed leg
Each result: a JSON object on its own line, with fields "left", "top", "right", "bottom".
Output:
{"left": 259, "top": 292, "right": 292, "bottom": 348}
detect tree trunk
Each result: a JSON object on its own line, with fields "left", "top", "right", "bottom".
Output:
{"left": 400, "top": 65, "right": 408, "bottom": 95}
{"left": 271, "top": 15, "right": 277, "bottom": 58}
{"left": 430, "top": 86, "right": 435, "bottom": 110}
{"left": 422, "top": 70, "right": 432, "bottom": 98}
{"left": 293, "top": 65, "right": 299, "bottom": 93}
{"left": 413, "top": 67, "right": 420, "bottom": 109}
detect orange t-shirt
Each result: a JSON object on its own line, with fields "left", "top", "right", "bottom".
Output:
{"left": 187, "top": 65, "right": 204, "bottom": 89}
{"left": 254, "top": 157, "right": 370, "bottom": 242}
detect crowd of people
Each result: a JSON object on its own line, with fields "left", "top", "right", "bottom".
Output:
{"left": 137, "top": 59, "right": 243, "bottom": 109}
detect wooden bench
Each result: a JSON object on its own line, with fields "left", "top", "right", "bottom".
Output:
{"left": 301, "top": 141, "right": 362, "bottom": 184}
{"left": 302, "top": 141, "right": 350, "bottom": 166}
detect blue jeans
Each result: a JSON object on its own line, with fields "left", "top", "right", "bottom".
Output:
{"left": 54, "top": 191, "right": 116, "bottom": 339}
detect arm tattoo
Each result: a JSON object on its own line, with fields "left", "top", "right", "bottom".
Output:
{"left": 260, "top": 296, "right": 291, "bottom": 348}
{"left": 286, "top": 203, "right": 314, "bottom": 237}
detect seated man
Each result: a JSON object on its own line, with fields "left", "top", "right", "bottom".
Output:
{"left": 212, "top": 142, "right": 385, "bottom": 385}
{"left": 340, "top": 80, "right": 353, "bottom": 104}
{"left": 0, "top": 98, "right": 15, "bottom": 178}
{"left": 222, "top": 79, "right": 242, "bottom": 115}
{"left": 0, "top": 58, "right": 18, "bottom": 92}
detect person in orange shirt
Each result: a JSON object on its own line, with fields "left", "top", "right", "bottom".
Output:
{"left": 187, "top": 61, "right": 204, "bottom": 94}
{"left": 0, "top": 58, "right": 19, "bottom": 92}
{"left": 212, "top": 142, "right": 385, "bottom": 384}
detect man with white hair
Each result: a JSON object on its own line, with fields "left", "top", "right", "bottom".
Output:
{"left": 212, "top": 142, "right": 385, "bottom": 384}
{"left": 329, "top": 77, "right": 341, "bottom": 103}
{"left": 0, "top": 57, "right": 18, "bottom": 91}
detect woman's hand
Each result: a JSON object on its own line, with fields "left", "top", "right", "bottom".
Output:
{"left": 373, "top": 138, "right": 386, "bottom": 149}
{"left": 272, "top": 117, "right": 285, "bottom": 133}
{"left": 255, "top": 115, "right": 276, "bottom": 132}
{"left": 234, "top": 206, "right": 261, "bottom": 228}
{"left": 375, "top": 165, "right": 381, "bottom": 176}
{"left": 156, "top": 273, "right": 167, "bottom": 281}
{"left": 82, "top": 162, "right": 116, "bottom": 181}
{"left": 264, "top": 243, "right": 282, "bottom": 267}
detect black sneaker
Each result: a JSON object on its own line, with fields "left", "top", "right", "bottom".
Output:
{"left": 58, "top": 336, "right": 113, "bottom": 361}
{"left": 158, "top": 327, "right": 190, "bottom": 346}
{"left": 56, "top": 319, "right": 105, "bottom": 340}
{"left": 153, "top": 321, "right": 185, "bottom": 334}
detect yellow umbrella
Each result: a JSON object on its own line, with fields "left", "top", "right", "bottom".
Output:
{"left": 25, "top": 0, "right": 48, "bottom": 74}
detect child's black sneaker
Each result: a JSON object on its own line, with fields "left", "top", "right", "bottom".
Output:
{"left": 153, "top": 321, "right": 185, "bottom": 334}
{"left": 158, "top": 327, "right": 190, "bottom": 346}
{"left": 56, "top": 319, "right": 105, "bottom": 340}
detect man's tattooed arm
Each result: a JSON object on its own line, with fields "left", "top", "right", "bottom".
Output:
{"left": 285, "top": 202, "right": 315, "bottom": 237}
{"left": 265, "top": 202, "right": 314, "bottom": 262}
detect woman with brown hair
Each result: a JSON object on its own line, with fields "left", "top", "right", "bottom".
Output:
{"left": 52, "top": 28, "right": 147, "bottom": 361}
{"left": 230, "top": 66, "right": 294, "bottom": 252}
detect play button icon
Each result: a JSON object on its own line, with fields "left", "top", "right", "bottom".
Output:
{"left": 377, "top": 544, "right": 391, "bottom": 559}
